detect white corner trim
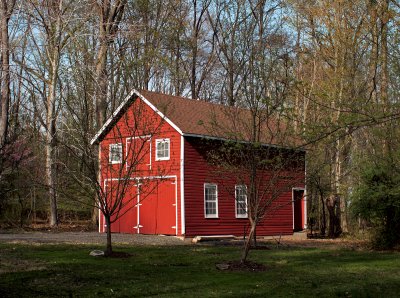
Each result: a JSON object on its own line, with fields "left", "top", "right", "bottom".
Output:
{"left": 180, "top": 135, "right": 185, "bottom": 235}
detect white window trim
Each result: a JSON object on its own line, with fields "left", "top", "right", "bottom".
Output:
{"left": 204, "top": 183, "right": 218, "bottom": 218}
{"left": 235, "top": 185, "right": 248, "bottom": 218}
{"left": 126, "top": 135, "right": 152, "bottom": 170}
{"left": 155, "top": 138, "right": 170, "bottom": 161}
{"left": 109, "top": 143, "right": 123, "bottom": 164}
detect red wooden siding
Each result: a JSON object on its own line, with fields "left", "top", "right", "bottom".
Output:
{"left": 97, "top": 92, "right": 306, "bottom": 237}
{"left": 183, "top": 136, "right": 305, "bottom": 237}
{"left": 99, "top": 97, "right": 182, "bottom": 235}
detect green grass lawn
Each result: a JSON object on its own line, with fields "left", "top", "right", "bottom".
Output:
{"left": 0, "top": 242, "right": 400, "bottom": 297}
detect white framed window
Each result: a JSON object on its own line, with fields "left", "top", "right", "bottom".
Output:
{"left": 235, "top": 185, "right": 248, "bottom": 218}
{"left": 109, "top": 143, "right": 123, "bottom": 164}
{"left": 155, "top": 138, "right": 170, "bottom": 161}
{"left": 126, "top": 135, "right": 152, "bottom": 170}
{"left": 204, "top": 183, "right": 218, "bottom": 218}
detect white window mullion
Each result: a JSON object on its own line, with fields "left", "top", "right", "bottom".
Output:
{"left": 109, "top": 143, "right": 123, "bottom": 164}
{"left": 235, "top": 185, "right": 248, "bottom": 218}
{"left": 155, "top": 138, "right": 170, "bottom": 161}
{"left": 204, "top": 183, "right": 218, "bottom": 218}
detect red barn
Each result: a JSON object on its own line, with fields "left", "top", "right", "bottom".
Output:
{"left": 91, "top": 89, "right": 306, "bottom": 237}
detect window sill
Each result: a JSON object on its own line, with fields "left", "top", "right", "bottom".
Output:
{"left": 155, "top": 157, "right": 170, "bottom": 161}
{"left": 235, "top": 216, "right": 248, "bottom": 219}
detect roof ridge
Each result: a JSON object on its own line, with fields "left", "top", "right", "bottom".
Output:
{"left": 90, "top": 88, "right": 300, "bottom": 148}
{"left": 139, "top": 89, "right": 232, "bottom": 109}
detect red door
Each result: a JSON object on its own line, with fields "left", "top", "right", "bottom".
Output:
{"left": 118, "top": 185, "right": 138, "bottom": 233}
{"left": 293, "top": 189, "right": 305, "bottom": 231}
{"left": 156, "top": 179, "right": 176, "bottom": 235}
{"left": 139, "top": 179, "right": 176, "bottom": 235}
{"left": 106, "top": 180, "right": 121, "bottom": 233}
{"left": 139, "top": 182, "right": 158, "bottom": 234}
{"left": 107, "top": 181, "right": 138, "bottom": 234}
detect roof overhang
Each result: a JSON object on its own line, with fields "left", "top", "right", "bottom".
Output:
{"left": 90, "top": 89, "right": 305, "bottom": 153}
{"left": 90, "top": 89, "right": 183, "bottom": 145}
{"left": 182, "top": 133, "right": 306, "bottom": 152}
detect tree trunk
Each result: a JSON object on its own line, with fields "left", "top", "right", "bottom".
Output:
{"left": 241, "top": 219, "right": 256, "bottom": 263}
{"left": 190, "top": 0, "right": 198, "bottom": 100}
{"left": 105, "top": 214, "right": 112, "bottom": 256}
{"left": 0, "top": 0, "right": 11, "bottom": 147}
{"left": 95, "top": 41, "right": 108, "bottom": 130}
{"left": 227, "top": 56, "right": 234, "bottom": 106}
{"left": 252, "top": 226, "right": 257, "bottom": 248}
{"left": 380, "top": 0, "right": 389, "bottom": 105}
{"left": 326, "top": 196, "right": 335, "bottom": 238}
{"left": 93, "top": 0, "right": 127, "bottom": 228}
{"left": 91, "top": 206, "right": 98, "bottom": 227}
{"left": 326, "top": 195, "right": 342, "bottom": 238}
{"left": 340, "top": 192, "right": 348, "bottom": 233}
{"left": 46, "top": 0, "right": 63, "bottom": 228}
{"left": 319, "top": 190, "right": 326, "bottom": 236}
{"left": 367, "top": 1, "right": 378, "bottom": 102}
{"left": 46, "top": 70, "right": 58, "bottom": 227}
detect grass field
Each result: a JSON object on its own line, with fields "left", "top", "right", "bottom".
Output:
{"left": 1, "top": 242, "right": 400, "bottom": 297}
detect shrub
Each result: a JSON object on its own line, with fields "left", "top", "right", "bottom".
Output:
{"left": 351, "top": 162, "right": 400, "bottom": 249}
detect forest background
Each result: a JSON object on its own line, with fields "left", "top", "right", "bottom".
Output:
{"left": 1, "top": 0, "right": 399, "bottom": 248}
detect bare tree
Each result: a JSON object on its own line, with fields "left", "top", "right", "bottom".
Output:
{"left": 19, "top": 0, "right": 82, "bottom": 227}
{"left": 62, "top": 93, "right": 169, "bottom": 255}
{"left": 208, "top": 0, "right": 248, "bottom": 106}
{"left": 206, "top": 134, "right": 305, "bottom": 262}
{"left": 187, "top": 0, "right": 215, "bottom": 100}
{"left": 94, "top": 0, "right": 127, "bottom": 129}
{"left": 0, "top": 0, "right": 15, "bottom": 147}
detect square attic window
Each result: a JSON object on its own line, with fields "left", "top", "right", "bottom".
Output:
{"left": 109, "top": 143, "right": 123, "bottom": 164}
{"left": 156, "top": 139, "right": 170, "bottom": 161}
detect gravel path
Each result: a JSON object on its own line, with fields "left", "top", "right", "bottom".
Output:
{"left": 0, "top": 231, "right": 368, "bottom": 250}
{"left": 0, "top": 231, "right": 189, "bottom": 246}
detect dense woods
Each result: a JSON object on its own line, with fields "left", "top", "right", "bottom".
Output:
{"left": 1, "top": 0, "right": 400, "bottom": 247}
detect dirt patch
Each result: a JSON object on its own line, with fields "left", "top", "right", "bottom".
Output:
{"left": 0, "top": 257, "right": 47, "bottom": 273}
{"left": 250, "top": 245, "right": 271, "bottom": 250}
{"left": 198, "top": 237, "right": 370, "bottom": 251}
{"left": 105, "top": 251, "right": 134, "bottom": 258}
{"left": 276, "top": 238, "right": 370, "bottom": 250}
{"left": 216, "top": 260, "right": 267, "bottom": 272}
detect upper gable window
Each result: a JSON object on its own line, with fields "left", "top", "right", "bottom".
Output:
{"left": 109, "top": 143, "right": 123, "bottom": 164}
{"left": 155, "top": 139, "right": 170, "bottom": 161}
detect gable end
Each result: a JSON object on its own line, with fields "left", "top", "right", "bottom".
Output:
{"left": 90, "top": 89, "right": 183, "bottom": 145}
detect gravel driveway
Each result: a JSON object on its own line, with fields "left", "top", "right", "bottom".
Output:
{"left": 0, "top": 231, "right": 189, "bottom": 246}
